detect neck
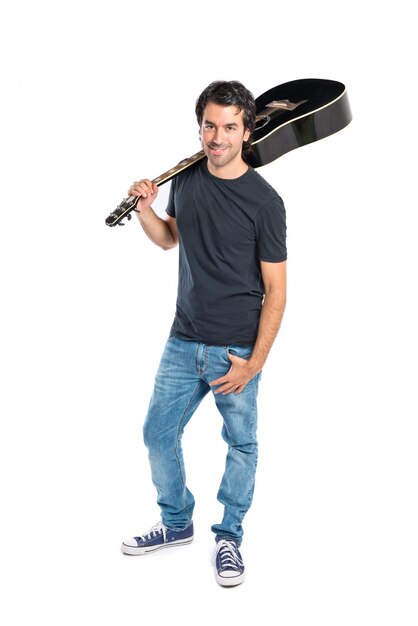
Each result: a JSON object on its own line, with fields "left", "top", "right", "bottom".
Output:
{"left": 206, "top": 157, "right": 249, "bottom": 180}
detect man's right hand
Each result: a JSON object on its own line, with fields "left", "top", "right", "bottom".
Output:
{"left": 128, "top": 179, "right": 159, "bottom": 213}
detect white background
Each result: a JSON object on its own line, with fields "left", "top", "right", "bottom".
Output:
{"left": 1, "top": 1, "right": 417, "bottom": 624}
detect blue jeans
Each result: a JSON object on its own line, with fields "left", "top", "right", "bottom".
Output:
{"left": 143, "top": 335, "right": 261, "bottom": 546}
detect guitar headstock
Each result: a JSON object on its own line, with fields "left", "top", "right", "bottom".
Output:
{"left": 105, "top": 195, "right": 140, "bottom": 227}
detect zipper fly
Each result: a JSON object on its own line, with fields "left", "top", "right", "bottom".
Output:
{"left": 196, "top": 343, "right": 209, "bottom": 376}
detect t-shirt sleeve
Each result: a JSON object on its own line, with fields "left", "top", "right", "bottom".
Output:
{"left": 165, "top": 179, "right": 176, "bottom": 218}
{"left": 254, "top": 195, "right": 287, "bottom": 262}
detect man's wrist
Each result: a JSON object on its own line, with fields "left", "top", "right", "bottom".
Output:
{"left": 247, "top": 356, "right": 263, "bottom": 376}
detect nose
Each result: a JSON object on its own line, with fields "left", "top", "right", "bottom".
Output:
{"left": 213, "top": 127, "right": 225, "bottom": 144}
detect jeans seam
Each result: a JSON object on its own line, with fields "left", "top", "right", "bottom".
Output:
{"left": 246, "top": 375, "right": 259, "bottom": 498}
{"left": 174, "top": 381, "right": 203, "bottom": 520}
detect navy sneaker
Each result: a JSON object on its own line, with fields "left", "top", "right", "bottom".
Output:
{"left": 121, "top": 521, "right": 194, "bottom": 555}
{"left": 215, "top": 539, "right": 246, "bottom": 586}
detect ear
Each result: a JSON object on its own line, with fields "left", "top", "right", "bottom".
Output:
{"left": 243, "top": 128, "right": 250, "bottom": 141}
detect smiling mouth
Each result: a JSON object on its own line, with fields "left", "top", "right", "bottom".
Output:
{"left": 208, "top": 145, "right": 228, "bottom": 155}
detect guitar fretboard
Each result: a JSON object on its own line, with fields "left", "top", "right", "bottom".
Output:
{"left": 152, "top": 150, "right": 205, "bottom": 185}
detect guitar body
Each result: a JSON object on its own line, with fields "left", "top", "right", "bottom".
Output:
{"left": 106, "top": 78, "right": 352, "bottom": 226}
{"left": 247, "top": 78, "right": 352, "bottom": 168}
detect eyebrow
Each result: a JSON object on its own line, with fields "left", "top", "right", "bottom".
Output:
{"left": 203, "top": 119, "right": 239, "bottom": 128}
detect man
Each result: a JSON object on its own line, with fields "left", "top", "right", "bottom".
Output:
{"left": 121, "top": 80, "right": 287, "bottom": 587}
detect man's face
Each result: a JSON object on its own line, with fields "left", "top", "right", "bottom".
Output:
{"left": 200, "top": 102, "right": 250, "bottom": 173}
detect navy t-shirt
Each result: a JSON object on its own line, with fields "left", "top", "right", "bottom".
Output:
{"left": 166, "top": 160, "right": 287, "bottom": 346}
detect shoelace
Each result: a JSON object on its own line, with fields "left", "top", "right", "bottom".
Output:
{"left": 216, "top": 539, "right": 243, "bottom": 570}
{"left": 139, "top": 521, "right": 166, "bottom": 542}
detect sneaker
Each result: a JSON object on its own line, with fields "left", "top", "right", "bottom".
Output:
{"left": 215, "top": 539, "right": 246, "bottom": 586}
{"left": 121, "top": 521, "right": 194, "bottom": 555}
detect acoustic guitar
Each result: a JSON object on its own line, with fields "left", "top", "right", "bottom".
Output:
{"left": 105, "top": 78, "right": 352, "bottom": 227}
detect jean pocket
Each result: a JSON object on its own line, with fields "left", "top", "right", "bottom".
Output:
{"left": 227, "top": 345, "right": 253, "bottom": 361}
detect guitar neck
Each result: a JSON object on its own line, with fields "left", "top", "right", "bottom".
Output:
{"left": 105, "top": 150, "right": 206, "bottom": 227}
{"left": 152, "top": 150, "right": 205, "bottom": 186}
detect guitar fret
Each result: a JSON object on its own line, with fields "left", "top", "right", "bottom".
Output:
{"left": 152, "top": 151, "right": 205, "bottom": 185}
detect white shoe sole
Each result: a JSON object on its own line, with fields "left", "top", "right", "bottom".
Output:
{"left": 121, "top": 536, "right": 193, "bottom": 556}
{"left": 216, "top": 571, "right": 246, "bottom": 586}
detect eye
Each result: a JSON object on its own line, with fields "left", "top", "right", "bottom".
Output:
{"left": 204, "top": 123, "right": 214, "bottom": 130}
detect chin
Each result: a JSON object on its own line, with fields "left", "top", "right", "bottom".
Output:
{"left": 208, "top": 152, "right": 229, "bottom": 165}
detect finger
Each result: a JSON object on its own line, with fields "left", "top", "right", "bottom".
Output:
{"left": 233, "top": 385, "right": 246, "bottom": 395}
{"left": 227, "top": 353, "right": 246, "bottom": 364}
{"left": 129, "top": 180, "right": 155, "bottom": 197}
{"left": 128, "top": 186, "right": 146, "bottom": 197}
{"left": 213, "top": 382, "right": 237, "bottom": 395}
{"left": 130, "top": 186, "right": 151, "bottom": 198}
{"left": 209, "top": 375, "right": 228, "bottom": 387}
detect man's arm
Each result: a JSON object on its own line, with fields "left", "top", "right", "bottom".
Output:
{"left": 129, "top": 179, "right": 179, "bottom": 250}
{"left": 210, "top": 260, "right": 287, "bottom": 395}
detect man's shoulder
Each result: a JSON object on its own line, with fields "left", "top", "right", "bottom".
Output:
{"left": 247, "top": 166, "right": 277, "bottom": 193}
{"left": 174, "top": 159, "right": 206, "bottom": 186}
{"left": 244, "top": 167, "right": 284, "bottom": 210}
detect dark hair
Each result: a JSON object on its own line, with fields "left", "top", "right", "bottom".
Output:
{"left": 195, "top": 80, "right": 256, "bottom": 155}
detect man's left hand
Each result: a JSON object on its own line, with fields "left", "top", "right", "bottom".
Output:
{"left": 209, "top": 353, "right": 258, "bottom": 395}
